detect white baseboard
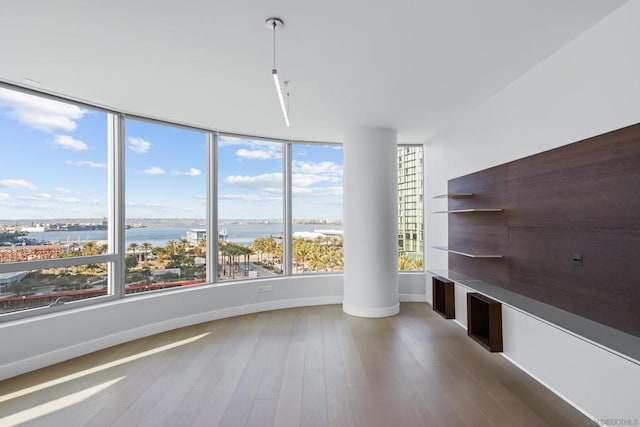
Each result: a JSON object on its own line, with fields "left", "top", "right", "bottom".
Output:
{"left": 342, "top": 302, "right": 400, "bottom": 318}
{"left": 399, "top": 293, "right": 426, "bottom": 302}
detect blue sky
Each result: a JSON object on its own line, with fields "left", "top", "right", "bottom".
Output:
{"left": 0, "top": 87, "right": 343, "bottom": 221}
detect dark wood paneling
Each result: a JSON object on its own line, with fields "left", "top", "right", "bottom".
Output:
{"left": 448, "top": 122, "right": 640, "bottom": 337}
{"left": 448, "top": 164, "right": 509, "bottom": 285}
{"left": 507, "top": 126, "right": 640, "bottom": 231}
{"left": 449, "top": 164, "right": 507, "bottom": 211}
{"left": 508, "top": 227, "right": 640, "bottom": 335}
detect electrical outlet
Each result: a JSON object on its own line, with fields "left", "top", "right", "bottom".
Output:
{"left": 572, "top": 253, "right": 583, "bottom": 267}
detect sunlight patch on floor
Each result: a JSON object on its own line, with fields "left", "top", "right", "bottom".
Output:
{"left": 0, "top": 332, "right": 210, "bottom": 405}
{"left": 0, "top": 376, "right": 124, "bottom": 426}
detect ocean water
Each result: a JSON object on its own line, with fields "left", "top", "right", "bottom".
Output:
{"left": 25, "top": 223, "right": 342, "bottom": 248}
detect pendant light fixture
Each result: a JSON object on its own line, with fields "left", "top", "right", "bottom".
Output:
{"left": 266, "top": 17, "right": 290, "bottom": 127}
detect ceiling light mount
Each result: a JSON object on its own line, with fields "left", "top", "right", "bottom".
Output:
{"left": 265, "top": 17, "right": 284, "bottom": 30}
{"left": 266, "top": 16, "right": 290, "bottom": 127}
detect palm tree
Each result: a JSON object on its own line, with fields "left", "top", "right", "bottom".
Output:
{"left": 235, "top": 244, "right": 253, "bottom": 276}
{"left": 292, "top": 238, "right": 308, "bottom": 273}
{"left": 82, "top": 241, "right": 99, "bottom": 256}
{"left": 333, "top": 248, "right": 344, "bottom": 271}
{"left": 398, "top": 254, "right": 411, "bottom": 270}
{"left": 141, "top": 242, "right": 153, "bottom": 267}
{"left": 165, "top": 240, "right": 177, "bottom": 257}
{"left": 251, "top": 237, "right": 265, "bottom": 263}
{"left": 194, "top": 236, "right": 206, "bottom": 258}
{"left": 128, "top": 242, "right": 139, "bottom": 262}
{"left": 308, "top": 250, "right": 323, "bottom": 272}
{"left": 178, "top": 237, "right": 190, "bottom": 254}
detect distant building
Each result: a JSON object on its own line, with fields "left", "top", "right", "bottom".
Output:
{"left": 186, "top": 228, "right": 228, "bottom": 245}
{"left": 0, "top": 271, "right": 26, "bottom": 293}
{"left": 397, "top": 146, "right": 424, "bottom": 260}
{"left": 186, "top": 229, "right": 207, "bottom": 245}
{"left": 20, "top": 225, "right": 46, "bottom": 233}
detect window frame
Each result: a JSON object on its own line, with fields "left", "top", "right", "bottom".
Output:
{"left": 1, "top": 82, "right": 423, "bottom": 322}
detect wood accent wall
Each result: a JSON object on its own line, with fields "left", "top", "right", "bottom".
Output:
{"left": 448, "top": 123, "right": 640, "bottom": 337}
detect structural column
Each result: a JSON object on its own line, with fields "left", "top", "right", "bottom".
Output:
{"left": 343, "top": 127, "right": 399, "bottom": 317}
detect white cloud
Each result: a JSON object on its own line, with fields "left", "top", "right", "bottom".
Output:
{"left": 0, "top": 87, "right": 86, "bottom": 132}
{"left": 125, "top": 200, "right": 201, "bottom": 215}
{"left": 218, "top": 136, "right": 259, "bottom": 147}
{"left": 18, "top": 193, "right": 82, "bottom": 208}
{"left": 219, "top": 194, "right": 259, "bottom": 201}
{"left": 293, "top": 186, "right": 343, "bottom": 196}
{"left": 218, "top": 136, "right": 282, "bottom": 157}
{"left": 128, "top": 137, "right": 151, "bottom": 153}
{"left": 0, "top": 192, "right": 10, "bottom": 200}
{"left": 144, "top": 166, "right": 165, "bottom": 175}
{"left": 219, "top": 193, "right": 282, "bottom": 202}
{"left": 224, "top": 173, "right": 282, "bottom": 192}
{"left": 53, "top": 135, "right": 88, "bottom": 151}
{"left": 59, "top": 197, "right": 82, "bottom": 203}
{"left": 292, "top": 174, "right": 331, "bottom": 187}
{"left": 235, "top": 148, "right": 282, "bottom": 160}
{"left": 20, "top": 193, "right": 52, "bottom": 201}
{"left": 0, "top": 179, "right": 38, "bottom": 190}
{"left": 65, "top": 160, "right": 106, "bottom": 168}
{"left": 176, "top": 168, "right": 202, "bottom": 176}
{"left": 54, "top": 187, "right": 72, "bottom": 194}
{"left": 293, "top": 160, "right": 342, "bottom": 176}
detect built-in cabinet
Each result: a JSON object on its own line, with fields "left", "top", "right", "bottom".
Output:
{"left": 467, "top": 292, "right": 503, "bottom": 352}
{"left": 432, "top": 276, "right": 455, "bottom": 319}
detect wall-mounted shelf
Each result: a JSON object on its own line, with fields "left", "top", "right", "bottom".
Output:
{"left": 467, "top": 292, "right": 503, "bottom": 352}
{"left": 432, "top": 246, "right": 503, "bottom": 258}
{"left": 432, "top": 276, "right": 455, "bottom": 319}
{"left": 432, "top": 193, "right": 473, "bottom": 199}
{"left": 433, "top": 208, "right": 503, "bottom": 213}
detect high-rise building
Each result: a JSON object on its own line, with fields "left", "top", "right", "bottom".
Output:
{"left": 397, "top": 146, "right": 423, "bottom": 264}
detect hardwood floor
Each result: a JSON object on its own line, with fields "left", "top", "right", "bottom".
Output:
{"left": 0, "top": 303, "right": 595, "bottom": 426}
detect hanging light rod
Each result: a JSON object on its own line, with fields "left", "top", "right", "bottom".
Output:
{"left": 266, "top": 17, "right": 290, "bottom": 127}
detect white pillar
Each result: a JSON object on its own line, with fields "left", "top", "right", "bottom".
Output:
{"left": 343, "top": 127, "right": 399, "bottom": 318}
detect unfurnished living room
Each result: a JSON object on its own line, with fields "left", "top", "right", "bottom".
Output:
{"left": 0, "top": 1, "right": 639, "bottom": 426}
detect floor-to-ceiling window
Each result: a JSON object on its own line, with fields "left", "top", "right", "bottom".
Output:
{"left": 2, "top": 83, "right": 424, "bottom": 321}
{"left": 398, "top": 145, "right": 424, "bottom": 271}
{"left": 124, "top": 118, "right": 207, "bottom": 293}
{"left": 0, "top": 86, "right": 114, "bottom": 314}
{"left": 217, "top": 135, "right": 284, "bottom": 281}
{"left": 291, "top": 143, "right": 343, "bottom": 274}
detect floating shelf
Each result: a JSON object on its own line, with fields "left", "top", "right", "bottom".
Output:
{"left": 432, "top": 246, "right": 503, "bottom": 258}
{"left": 433, "top": 208, "right": 503, "bottom": 213}
{"left": 432, "top": 193, "right": 473, "bottom": 199}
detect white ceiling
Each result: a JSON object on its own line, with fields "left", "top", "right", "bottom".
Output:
{"left": 0, "top": 0, "right": 627, "bottom": 143}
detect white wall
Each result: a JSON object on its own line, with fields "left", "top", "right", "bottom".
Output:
{"left": 425, "top": 1, "right": 640, "bottom": 421}
{"left": 0, "top": 273, "right": 425, "bottom": 381}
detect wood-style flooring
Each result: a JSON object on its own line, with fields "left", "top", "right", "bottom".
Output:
{"left": 0, "top": 303, "right": 595, "bottom": 426}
